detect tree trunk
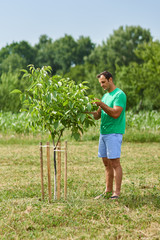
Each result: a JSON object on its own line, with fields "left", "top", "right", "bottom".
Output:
{"left": 53, "top": 139, "right": 57, "bottom": 200}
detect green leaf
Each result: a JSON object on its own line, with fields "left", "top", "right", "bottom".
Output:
{"left": 10, "top": 89, "right": 22, "bottom": 94}
{"left": 54, "top": 121, "right": 59, "bottom": 129}
{"left": 20, "top": 69, "right": 28, "bottom": 73}
{"left": 72, "top": 132, "right": 80, "bottom": 141}
{"left": 63, "top": 100, "right": 69, "bottom": 106}
{"left": 90, "top": 99, "right": 99, "bottom": 103}
{"left": 80, "top": 114, "right": 86, "bottom": 123}
{"left": 82, "top": 81, "right": 89, "bottom": 84}
{"left": 46, "top": 94, "right": 51, "bottom": 103}
{"left": 87, "top": 102, "right": 92, "bottom": 112}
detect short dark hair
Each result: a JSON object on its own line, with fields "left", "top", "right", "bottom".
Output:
{"left": 96, "top": 71, "right": 113, "bottom": 80}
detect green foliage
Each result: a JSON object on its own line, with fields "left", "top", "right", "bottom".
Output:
{"left": 13, "top": 65, "right": 97, "bottom": 143}
{"left": 116, "top": 40, "right": 160, "bottom": 110}
{"left": 126, "top": 110, "right": 160, "bottom": 131}
{"left": 106, "top": 25, "right": 152, "bottom": 76}
{"left": 0, "top": 110, "right": 160, "bottom": 143}
{"left": 0, "top": 41, "right": 35, "bottom": 75}
{"left": 0, "top": 53, "right": 26, "bottom": 74}
{"left": 52, "top": 34, "right": 77, "bottom": 74}
{"left": 34, "top": 35, "right": 56, "bottom": 72}
{"left": 0, "top": 72, "right": 29, "bottom": 112}
{"left": 84, "top": 43, "right": 108, "bottom": 72}
{"left": 0, "top": 26, "right": 159, "bottom": 112}
{"left": 12, "top": 40, "right": 36, "bottom": 64}
{"left": 84, "top": 65, "right": 104, "bottom": 98}
{"left": 0, "top": 42, "right": 18, "bottom": 63}
{"left": 0, "top": 111, "right": 34, "bottom": 133}
{"left": 75, "top": 36, "right": 95, "bottom": 65}
{"left": 64, "top": 64, "right": 86, "bottom": 84}
{"left": 65, "top": 64, "right": 104, "bottom": 99}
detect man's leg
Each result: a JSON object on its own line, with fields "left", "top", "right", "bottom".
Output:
{"left": 110, "top": 158, "right": 122, "bottom": 196}
{"left": 102, "top": 157, "right": 114, "bottom": 193}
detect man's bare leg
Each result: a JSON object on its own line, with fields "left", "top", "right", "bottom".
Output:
{"left": 110, "top": 158, "right": 122, "bottom": 196}
{"left": 102, "top": 157, "right": 114, "bottom": 193}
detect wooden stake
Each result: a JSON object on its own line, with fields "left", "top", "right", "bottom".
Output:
{"left": 64, "top": 141, "right": 67, "bottom": 200}
{"left": 40, "top": 142, "right": 44, "bottom": 200}
{"left": 47, "top": 142, "right": 52, "bottom": 203}
{"left": 57, "top": 141, "right": 61, "bottom": 200}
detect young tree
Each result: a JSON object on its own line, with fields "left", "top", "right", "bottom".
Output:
{"left": 14, "top": 65, "right": 97, "bottom": 141}
{"left": 12, "top": 65, "right": 97, "bottom": 199}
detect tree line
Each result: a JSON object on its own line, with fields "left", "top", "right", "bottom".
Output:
{"left": 0, "top": 25, "right": 160, "bottom": 112}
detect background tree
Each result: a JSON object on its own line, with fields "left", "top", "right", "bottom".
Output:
{"left": 84, "top": 43, "right": 108, "bottom": 73}
{"left": 0, "top": 42, "right": 18, "bottom": 64}
{"left": 66, "top": 42, "right": 108, "bottom": 92}
{"left": 0, "top": 25, "right": 158, "bottom": 112}
{"left": 52, "top": 34, "right": 77, "bottom": 74}
{"left": 0, "top": 41, "right": 35, "bottom": 75}
{"left": 106, "top": 25, "right": 152, "bottom": 77}
{"left": 12, "top": 40, "right": 35, "bottom": 65}
{"left": 116, "top": 40, "right": 160, "bottom": 111}
{"left": 84, "top": 64, "right": 104, "bottom": 99}
{"left": 0, "top": 71, "right": 28, "bottom": 112}
{"left": 34, "top": 35, "right": 58, "bottom": 73}
{"left": 64, "top": 64, "right": 86, "bottom": 84}
{"left": 74, "top": 36, "right": 95, "bottom": 65}
{"left": 0, "top": 53, "right": 26, "bottom": 74}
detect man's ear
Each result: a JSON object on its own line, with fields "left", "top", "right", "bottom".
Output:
{"left": 108, "top": 77, "right": 112, "bottom": 82}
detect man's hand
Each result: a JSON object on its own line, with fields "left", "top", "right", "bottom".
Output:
{"left": 92, "top": 98, "right": 123, "bottom": 119}
{"left": 92, "top": 98, "right": 102, "bottom": 106}
{"left": 85, "top": 107, "right": 101, "bottom": 120}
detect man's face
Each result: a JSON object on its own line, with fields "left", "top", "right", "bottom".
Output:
{"left": 98, "top": 75, "right": 110, "bottom": 90}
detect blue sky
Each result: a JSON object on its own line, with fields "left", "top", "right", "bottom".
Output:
{"left": 0, "top": 0, "right": 160, "bottom": 49}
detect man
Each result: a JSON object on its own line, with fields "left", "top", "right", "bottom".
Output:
{"left": 90, "top": 71, "right": 126, "bottom": 199}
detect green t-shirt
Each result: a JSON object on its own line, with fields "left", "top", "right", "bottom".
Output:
{"left": 100, "top": 88, "right": 127, "bottom": 134}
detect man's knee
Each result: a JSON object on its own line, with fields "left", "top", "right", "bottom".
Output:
{"left": 110, "top": 158, "right": 121, "bottom": 169}
{"left": 102, "top": 158, "right": 111, "bottom": 168}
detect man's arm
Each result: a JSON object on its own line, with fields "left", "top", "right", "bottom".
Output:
{"left": 95, "top": 100, "right": 123, "bottom": 119}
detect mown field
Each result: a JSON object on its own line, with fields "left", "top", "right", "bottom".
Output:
{"left": 0, "top": 111, "right": 160, "bottom": 239}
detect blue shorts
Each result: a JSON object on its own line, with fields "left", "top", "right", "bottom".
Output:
{"left": 98, "top": 134, "right": 123, "bottom": 159}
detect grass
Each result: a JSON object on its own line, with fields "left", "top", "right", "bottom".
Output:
{"left": 0, "top": 133, "right": 160, "bottom": 239}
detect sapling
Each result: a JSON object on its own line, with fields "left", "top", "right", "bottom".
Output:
{"left": 11, "top": 65, "right": 97, "bottom": 199}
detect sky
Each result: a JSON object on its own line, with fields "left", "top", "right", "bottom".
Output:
{"left": 0, "top": 0, "right": 160, "bottom": 49}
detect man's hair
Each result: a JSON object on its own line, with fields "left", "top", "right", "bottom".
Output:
{"left": 96, "top": 71, "right": 113, "bottom": 80}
